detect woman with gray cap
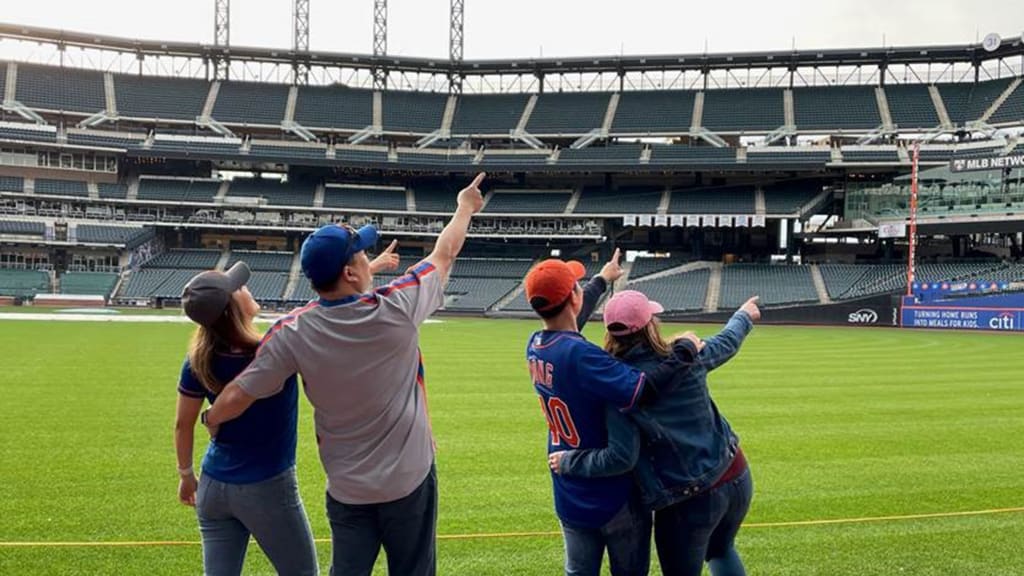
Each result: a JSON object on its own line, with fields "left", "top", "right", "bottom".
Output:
{"left": 173, "top": 261, "right": 317, "bottom": 576}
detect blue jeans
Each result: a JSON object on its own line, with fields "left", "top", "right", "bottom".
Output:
{"left": 560, "top": 495, "right": 652, "bottom": 576}
{"left": 195, "top": 467, "right": 318, "bottom": 576}
{"left": 325, "top": 464, "right": 437, "bottom": 576}
{"left": 653, "top": 467, "right": 753, "bottom": 576}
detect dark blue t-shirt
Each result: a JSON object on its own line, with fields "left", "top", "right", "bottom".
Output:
{"left": 527, "top": 330, "right": 646, "bottom": 529}
{"left": 178, "top": 351, "right": 299, "bottom": 484}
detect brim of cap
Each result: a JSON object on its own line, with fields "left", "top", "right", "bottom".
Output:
{"left": 224, "top": 261, "right": 251, "bottom": 291}
{"left": 350, "top": 225, "right": 379, "bottom": 255}
{"left": 648, "top": 300, "right": 665, "bottom": 314}
{"left": 566, "top": 260, "right": 586, "bottom": 280}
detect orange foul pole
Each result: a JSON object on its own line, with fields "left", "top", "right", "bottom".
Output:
{"left": 906, "top": 142, "right": 921, "bottom": 296}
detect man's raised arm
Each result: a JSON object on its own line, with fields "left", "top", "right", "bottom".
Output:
{"left": 576, "top": 248, "right": 623, "bottom": 331}
{"left": 424, "top": 173, "right": 486, "bottom": 282}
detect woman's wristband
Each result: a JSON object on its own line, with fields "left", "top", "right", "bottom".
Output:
{"left": 177, "top": 465, "right": 194, "bottom": 477}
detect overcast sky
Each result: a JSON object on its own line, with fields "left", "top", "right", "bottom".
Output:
{"left": 1, "top": 0, "right": 1022, "bottom": 59}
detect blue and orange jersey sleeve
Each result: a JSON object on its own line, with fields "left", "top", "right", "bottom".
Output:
{"left": 375, "top": 260, "right": 445, "bottom": 325}
{"left": 177, "top": 358, "right": 207, "bottom": 400}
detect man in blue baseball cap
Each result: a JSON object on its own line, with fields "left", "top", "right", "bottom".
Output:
{"left": 300, "top": 223, "right": 383, "bottom": 295}
{"left": 201, "top": 173, "right": 486, "bottom": 576}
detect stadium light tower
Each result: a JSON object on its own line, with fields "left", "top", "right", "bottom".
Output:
{"left": 213, "top": 0, "right": 231, "bottom": 80}
{"left": 449, "top": 0, "right": 464, "bottom": 93}
{"left": 372, "top": 0, "right": 388, "bottom": 90}
{"left": 293, "top": 0, "right": 311, "bottom": 84}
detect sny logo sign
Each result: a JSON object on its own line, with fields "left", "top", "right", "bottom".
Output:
{"left": 848, "top": 309, "right": 879, "bottom": 324}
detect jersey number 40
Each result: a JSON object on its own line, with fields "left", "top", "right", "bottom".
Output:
{"left": 539, "top": 397, "right": 580, "bottom": 448}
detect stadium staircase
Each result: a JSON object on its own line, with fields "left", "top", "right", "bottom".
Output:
{"left": 980, "top": 77, "right": 1023, "bottom": 124}
{"left": 928, "top": 86, "right": 954, "bottom": 130}
{"left": 783, "top": 89, "right": 795, "bottom": 131}
{"left": 215, "top": 181, "right": 230, "bottom": 202}
{"left": 480, "top": 189, "right": 495, "bottom": 211}
{"left": 215, "top": 250, "right": 231, "bottom": 271}
{"left": 875, "top": 87, "right": 895, "bottom": 132}
{"left": 800, "top": 188, "right": 833, "bottom": 217}
{"left": 704, "top": 263, "right": 723, "bottom": 312}
{"left": 201, "top": 82, "right": 220, "bottom": 120}
{"left": 754, "top": 188, "right": 766, "bottom": 215}
{"left": 690, "top": 92, "right": 704, "bottom": 132}
{"left": 109, "top": 271, "right": 127, "bottom": 301}
{"left": 313, "top": 183, "right": 326, "bottom": 208}
{"left": 600, "top": 93, "right": 619, "bottom": 138}
{"left": 406, "top": 188, "right": 417, "bottom": 212}
{"left": 126, "top": 177, "right": 140, "bottom": 200}
{"left": 4, "top": 63, "right": 16, "bottom": 102}
{"left": 811, "top": 264, "right": 831, "bottom": 304}
{"left": 564, "top": 188, "right": 582, "bottom": 215}
{"left": 493, "top": 284, "right": 526, "bottom": 312}
{"left": 282, "top": 253, "right": 304, "bottom": 302}
{"left": 657, "top": 188, "right": 671, "bottom": 215}
{"left": 635, "top": 260, "right": 712, "bottom": 283}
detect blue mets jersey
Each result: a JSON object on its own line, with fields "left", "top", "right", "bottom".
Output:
{"left": 527, "top": 329, "right": 646, "bottom": 528}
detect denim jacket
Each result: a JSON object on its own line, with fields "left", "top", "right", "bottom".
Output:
{"left": 558, "top": 310, "right": 754, "bottom": 510}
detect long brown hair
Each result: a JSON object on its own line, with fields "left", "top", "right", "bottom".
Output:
{"left": 604, "top": 317, "right": 672, "bottom": 359}
{"left": 187, "top": 295, "right": 262, "bottom": 394}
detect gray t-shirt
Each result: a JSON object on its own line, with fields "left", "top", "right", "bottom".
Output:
{"left": 235, "top": 261, "right": 445, "bottom": 504}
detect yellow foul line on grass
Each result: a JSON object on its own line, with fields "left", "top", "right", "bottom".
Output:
{"left": 2, "top": 506, "right": 1023, "bottom": 548}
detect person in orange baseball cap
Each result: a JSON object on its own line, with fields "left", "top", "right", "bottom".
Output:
{"left": 524, "top": 255, "right": 701, "bottom": 576}
{"left": 524, "top": 259, "right": 588, "bottom": 318}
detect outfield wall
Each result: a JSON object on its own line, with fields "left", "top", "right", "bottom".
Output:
{"left": 663, "top": 294, "right": 900, "bottom": 327}
{"left": 900, "top": 294, "right": 1024, "bottom": 333}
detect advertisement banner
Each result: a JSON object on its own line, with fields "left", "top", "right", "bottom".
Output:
{"left": 901, "top": 306, "right": 1024, "bottom": 332}
{"left": 878, "top": 222, "right": 907, "bottom": 239}
{"left": 950, "top": 153, "right": 1024, "bottom": 173}
{"left": 654, "top": 215, "right": 669, "bottom": 227}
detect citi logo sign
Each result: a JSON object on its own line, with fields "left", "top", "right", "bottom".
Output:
{"left": 989, "top": 313, "right": 1015, "bottom": 331}
{"left": 848, "top": 309, "right": 879, "bottom": 324}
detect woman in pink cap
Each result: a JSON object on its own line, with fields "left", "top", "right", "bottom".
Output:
{"left": 550, "top": 290, "right": 760, "bottom": 576}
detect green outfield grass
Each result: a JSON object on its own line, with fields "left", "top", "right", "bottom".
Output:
{"left": 0, "top": 317, "right": 1022, "bottom": 575}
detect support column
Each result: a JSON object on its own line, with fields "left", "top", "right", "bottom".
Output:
{"left": 293, "top": 0, "right": 311, "bottom": 84}
{"left": 449, "top": 0, "right": 464, "bottom": 94}
{"left": 213, "top": 0, "right": 231, "bottom": 80}
{"left": 372, "top": 0, "right": 388, "bottom": 91}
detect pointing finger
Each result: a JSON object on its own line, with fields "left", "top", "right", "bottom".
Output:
{"left": 384, "top": 239, "right": 398, "bottom": 254}
{"left": 611, "top": 248, "right": 621, "bottom": 265}
{"left": 470, "top": 172, "right": 486, "bottom": 189}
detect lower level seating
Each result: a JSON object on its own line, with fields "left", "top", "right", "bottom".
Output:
{"left": 627, "top": 269, "right": 709, "bottom": 312}
{"left": 61, "top": 272, "right": 118, "bottom": 297}
{"left": 629, "top": 256, "right": 691, "bottom": 280}
{"left": 0, "top": 268, "right": 50, "bottom": 297}
{"left": 444, "top": 278, "right": 519, "bottom": 312}
{"left": 719, "top": 265, "right": 817, "bottom": 308}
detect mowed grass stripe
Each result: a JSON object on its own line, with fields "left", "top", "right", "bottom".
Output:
{"left": 1, "top": 319, "right": 1022, "bottom": 575}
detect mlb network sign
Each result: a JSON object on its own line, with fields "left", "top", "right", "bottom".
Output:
{"left": 902, "top": 306, "right": 1024, "bottom": 332}
{"left": 950, "top": 153, "right": 1024, "bottom": 173}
